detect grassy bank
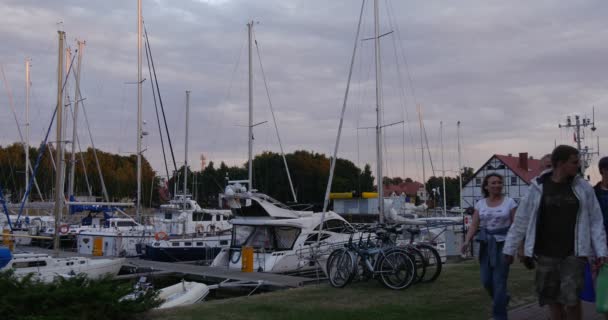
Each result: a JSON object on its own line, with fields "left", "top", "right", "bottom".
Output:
{"left": 149, "top": 261, "right": 537, "bottom": 320}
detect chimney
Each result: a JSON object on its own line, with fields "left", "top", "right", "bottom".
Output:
{"left": 508, "top": 153, "right": 512, "bottom": 157}
{"left": 519, "top": 152, "right": 528, "bottom": 170}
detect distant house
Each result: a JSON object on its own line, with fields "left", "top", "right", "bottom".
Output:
{"left": 461, "top": 152, "right": 544, "bottom": 208}
{"left": 383, "top": 181, "right": 424, "bottom": 200}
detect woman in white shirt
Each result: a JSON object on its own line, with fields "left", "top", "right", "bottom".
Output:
{"left": 461, "top": 173, "right": 517, "bottom": 320}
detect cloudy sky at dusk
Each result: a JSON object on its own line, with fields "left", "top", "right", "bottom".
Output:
{"left": 1, "top": 0, "right": 607, "bottom": 185}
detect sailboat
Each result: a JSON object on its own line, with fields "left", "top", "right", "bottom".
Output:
{"left": 76, "top": 0, "right": 154, "bottom": 257}
{"left": 143, "top": 92, "right": 232, "bottom": 262}
{"left": 0, "top": 247, "right": 122, "bottom": 283}
{"left": 211, "top": 22, "right": 358, "bottom": 274}
{"left": 0, "top": 31, "right": 124, "bottom": 282}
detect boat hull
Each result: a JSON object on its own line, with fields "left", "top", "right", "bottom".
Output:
{"left": 157, "top": 281, "right": 210, "bottom": 309}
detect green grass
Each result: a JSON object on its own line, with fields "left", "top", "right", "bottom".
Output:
{"left": 148, "top": 261, "right": 537, "bottom": 320}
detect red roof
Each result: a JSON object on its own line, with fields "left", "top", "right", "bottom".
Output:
{"left": 383, "top": 181, "right": 424, "bottom": 197}
{"left": 495, "top": 154, "right": 544, "bottom": 184}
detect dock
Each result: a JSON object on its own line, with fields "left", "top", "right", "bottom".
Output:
{"left": 124, "top": 258, "right": 316, "bottom": 288}
{"left": 14, "top": 246, "right": 319, "bottom": 288}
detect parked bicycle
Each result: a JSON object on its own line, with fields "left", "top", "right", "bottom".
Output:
{"left": 327, "top": 227, "right": 416, "bottom": 290}
{"left": 376, "top": 224, "right": 443, "bottom": 283}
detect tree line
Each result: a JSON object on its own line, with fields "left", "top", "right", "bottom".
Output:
{"left": 0, "top": 143, "right": 157, "bottom": 205}
{"left": 0, "top": 142, "right": 472, "bottom": 209}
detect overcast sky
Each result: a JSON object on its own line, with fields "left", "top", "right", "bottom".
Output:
{"left": 1, "top": 0, "right": 607, "bottom": 185}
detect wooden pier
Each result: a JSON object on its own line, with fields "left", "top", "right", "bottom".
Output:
{"left": 14, "top": 246, "right": 317, "bottom": 288}
{"left": 124, "top": 258, "right": 316, "bottom": 288}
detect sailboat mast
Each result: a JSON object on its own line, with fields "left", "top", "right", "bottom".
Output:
{"left": 25, "top": 58, "right": 30, "bottom": 216}
{"left": 417, "top": 104, "right": 426, "bottom": 203}
{"left": 374, "top": 0, "right": 384, "bottom": 223}
{"left": 68, "top": 40, "right": 84, "bottom": 198}
{"left": 457, "top": 121, "right": 463, "bottom": 217}
{"left": 247, "top": 21, "right": 254, "bottom": 190}
{"left": 440, "top": 121, "right": 446, "bottom": 216}
{"left": 53, "top": 30, "right": 66, "bottom": 255}
{"left": 136, "top": 0, "right": 143, "bottom": 220}
{"left": 183, "top": 91, "right": 190, "bottom": 203}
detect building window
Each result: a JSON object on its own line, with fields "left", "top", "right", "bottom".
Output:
{"left": 511, "top": 177, "right": 517, "bottom": 185}
{"left": 475, "top": 178, "right": 482, "bottom": 186}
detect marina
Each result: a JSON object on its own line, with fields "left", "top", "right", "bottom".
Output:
{"left": 0, "top": 0, "right": 607, "bottom": 319}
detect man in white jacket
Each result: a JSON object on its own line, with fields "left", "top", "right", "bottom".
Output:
{"left": 503, "top": 145, "right": 608, "bottom": 320}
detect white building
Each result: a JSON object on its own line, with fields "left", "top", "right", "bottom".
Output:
{"left": 461, "top": 153, "right": 544, "bottom": 208}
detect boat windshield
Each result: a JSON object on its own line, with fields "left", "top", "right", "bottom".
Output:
{"left": 232, "top": 225, "right": 301, "bottom": 251}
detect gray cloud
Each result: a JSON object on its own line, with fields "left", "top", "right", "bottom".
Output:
{"left": 1, "top": 0, "right": 607, "bottom": 187}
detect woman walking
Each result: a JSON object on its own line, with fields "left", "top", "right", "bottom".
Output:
{"left": 461, "top": 173, "right": 518, "bottom": 320}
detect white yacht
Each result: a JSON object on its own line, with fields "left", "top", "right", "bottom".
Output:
{"left": 153, "top": 195, "right": 231, "bottom": 236}
{"left": 211, "top": 185, "right": 357, "bottom": 274}
{"left": 140, "top": 195, "right": 232, "bottom": 262}
{"left": 76, "top": 217, "right": 154, "bottom": 257}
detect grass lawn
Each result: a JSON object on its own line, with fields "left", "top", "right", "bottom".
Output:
{"left": 148, "top": 261, "right": 537, "bottom": 320}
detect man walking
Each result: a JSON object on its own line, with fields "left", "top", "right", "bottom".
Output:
{"left": 503, "top": 145, "right": 608, "bottom": 320}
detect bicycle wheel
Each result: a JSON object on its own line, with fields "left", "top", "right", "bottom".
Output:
{"left": 416, "top": 243, "right": 442, "bottom": 283}
{"left": 377, "top": 249, "right": 415, "bottom": 290}
{"left": 405, "top": 246, "right": 426, "bottom": 284}
{"left": 327, "top": 248, "right": 356, "bottom": 288}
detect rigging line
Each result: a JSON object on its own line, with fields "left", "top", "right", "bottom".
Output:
{"left": 74, "top": 129, "right": 92, "bottom": 197}
{"left": 252, "top": 30, "right": 298, "bottom": 203}
{"left": 6, "top": 156, "right": 17, "bottom": 198}
{"left": 423, "top": 116, "right": 436, "bottom": 176}
{"left": 385, "top": 4, "right": 419, "bottom": 180}
{"left": 144, "top": 32, "right": 170, "bottom": 183}
{"left": 15, "top": 51, "right": 76, "bottom": 226}
{"left": 68, "top": 102, "right": 92, "bottom": 197}
{"left": 0, "top": 65, "right": 45, "bottom": 201}
{"left": 386, "top": 0, "right": 419, "bottom": 107}
{"left": 71, "top": 72, "right": 110, "bottom": 202}
{"left": 387, "top": 0, "right": 432, "bottom": 179}
{"left": 321, "top": 0, "right": 366, "bottom": 216}
{"left": 223, "top": 35, "right": 246, "bottom": 103}
{"left": 47, "top": 142, "right": 57, "bottom": 171}
{"left": 144, "top": 22, "right": 177, "bottom": 175}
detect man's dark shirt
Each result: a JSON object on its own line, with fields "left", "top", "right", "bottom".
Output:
{"left": 535, "top": 178, "right": 580, "bottom": 258}
{"left": 596, "top": 184, "right": 608, "bottom": 235}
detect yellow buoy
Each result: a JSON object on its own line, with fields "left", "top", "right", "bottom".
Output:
{"left": 329, "top": 192, "right": 354, "bottom": 199}
{"left": 362, "top": 192, "right": 379, "bottom": 199}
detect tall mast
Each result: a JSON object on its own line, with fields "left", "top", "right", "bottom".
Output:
{"left": 247, "top": 21, "right": 254, "bottom": 190}
{"left": 62, "top": 47, "right": 70, "bottom": 209}
{"left": 24, "top": 58, "right": 30, "bottom": 216}
{"left": 440, "top": 121, "right": 446, "bottom": 216}
{"left": 374, "top": 0, "right": 384, "bottom": 223}
{"left": 68, "top": 40, "right": 84, "bottom": 198}
{"left": 417, "top": 104, "right": 426, "bottom": 203}
{"left": 53, "top": 30, "right": 65, "bottom": 255}
{"left": 136, "top": 0, "right": 143, "bottom": 220}
{"left": 457, "top": 121, "right": 463, "bottom": 217}
{"left": 183, "top": 91, "right": 190, "bottom": 203}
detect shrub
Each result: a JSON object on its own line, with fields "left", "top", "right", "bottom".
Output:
{"left": 0, "top": 270, "right": 160, "bottom": 320}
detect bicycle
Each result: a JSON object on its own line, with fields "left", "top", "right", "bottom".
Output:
{"left": 375, "top": 225, "right": 427, "bottom": 284}
{"left": 327, "top": 228, "right": 416, "bottom": 290}
{"left": 403, "top": 227, "right": 442, "bottom": 283}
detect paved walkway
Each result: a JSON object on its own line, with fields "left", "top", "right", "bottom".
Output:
{"left": 510, "top": 301, "right": 605, "bottom": 320}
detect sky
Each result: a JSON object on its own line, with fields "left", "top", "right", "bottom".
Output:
{"left": 0, "top": 0, "right": 607, "bottom": 185}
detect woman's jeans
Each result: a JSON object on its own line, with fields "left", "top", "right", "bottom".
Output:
{"left": 479, "top": 241, "right": 510, "bottom": 320}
